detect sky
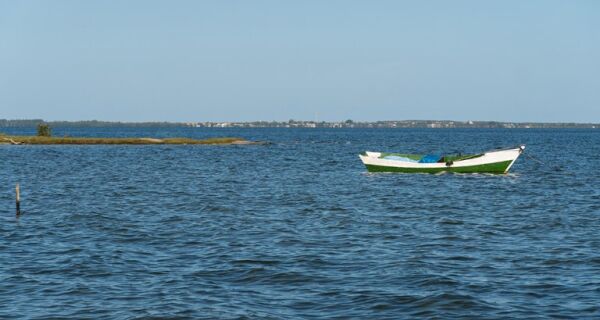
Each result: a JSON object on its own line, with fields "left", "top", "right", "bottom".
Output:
{"left": 0, "top": 0, "right": 599, "bottom": 122}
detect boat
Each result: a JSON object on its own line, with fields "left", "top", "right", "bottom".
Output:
{"left": 359, "top": 145, "right": 525, "bottom": 174}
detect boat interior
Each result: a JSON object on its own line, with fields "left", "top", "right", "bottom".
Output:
{"left": 376, "top": 152, "right": 484, "bottom": 163}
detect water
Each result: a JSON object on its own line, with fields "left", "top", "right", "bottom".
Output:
{"left": 1, "top": 128, "right": 599, "bottom": 319}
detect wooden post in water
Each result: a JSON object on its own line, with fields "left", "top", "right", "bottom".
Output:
{"left": 16, "top": 183, "right": 21, "bottom": 216}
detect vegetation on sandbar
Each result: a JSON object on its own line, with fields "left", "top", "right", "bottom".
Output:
{"left": 0, "top": 134, "right": 251, "bottom": 145}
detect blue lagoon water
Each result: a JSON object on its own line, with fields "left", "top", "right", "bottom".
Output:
{"left": 1, "top": 128, "right": 599, "bottom": 319}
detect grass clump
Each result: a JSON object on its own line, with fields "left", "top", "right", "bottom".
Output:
{"left": 37, "top": 123, "right": 52, "bottom": 137}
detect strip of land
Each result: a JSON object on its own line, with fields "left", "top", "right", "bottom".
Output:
{"left": 1, "top": 119, "right": 598, "bottom": 129}
{"left": 0, "top": 135, "right": 257, "bottom": 145}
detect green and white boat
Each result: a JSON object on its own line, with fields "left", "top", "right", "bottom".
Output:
{"left": 360, "top": 145, "right": 525, "bottom": 174}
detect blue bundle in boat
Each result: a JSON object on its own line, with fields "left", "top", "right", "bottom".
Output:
{"left": 419, "top": 154, "right": 442, "bottom": 163}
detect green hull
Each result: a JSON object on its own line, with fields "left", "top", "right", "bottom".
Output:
{"left": 365, "top": 160, "right": 513, "bottom": 174}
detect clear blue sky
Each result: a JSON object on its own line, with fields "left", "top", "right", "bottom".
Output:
{"left": 1, "top": 0, "right": 598, "bottom": 122}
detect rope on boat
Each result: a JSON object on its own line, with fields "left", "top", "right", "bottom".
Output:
{"left": 522, "top": 152, "right": 545, "bottom": 165}
{"left": 522, "top": 151, "right": 565, "bottom": 172}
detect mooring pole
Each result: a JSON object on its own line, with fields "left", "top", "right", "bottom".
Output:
{"left": 16, "top": 183, "right": 21, "bottom": 216}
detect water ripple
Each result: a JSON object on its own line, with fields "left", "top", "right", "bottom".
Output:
{"left": 1, "top": 128, "right": 600, "bottom": 319}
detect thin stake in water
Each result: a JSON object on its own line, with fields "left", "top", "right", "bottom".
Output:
{"left": 16, "top": 183, "right": 21, "bottom": 216}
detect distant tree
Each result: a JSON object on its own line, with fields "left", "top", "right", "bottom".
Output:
{"left": 37, "top": 123, "right": 52, "bottom": 137}
{"left": 345, "top": 119, "right": 354, "bottom": 124}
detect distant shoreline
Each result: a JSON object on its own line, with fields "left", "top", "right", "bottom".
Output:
{"left": 1, "top": 119, "right": 598, "bottom": 129}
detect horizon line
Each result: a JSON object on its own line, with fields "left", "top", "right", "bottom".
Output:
{"left": 2, "top": 118, "right": 600, "bottom": 125}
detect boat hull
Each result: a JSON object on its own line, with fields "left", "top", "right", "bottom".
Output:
{"left": 360, "top": 146, "right": 524, "bottom": 174}
{"left": 365, "top": 160, "right": 513, "bottom": 174}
